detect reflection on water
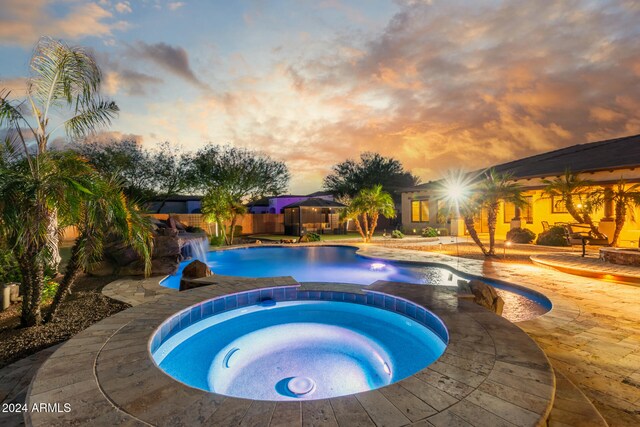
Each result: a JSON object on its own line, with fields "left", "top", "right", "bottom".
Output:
{"left": 495, "top": 289, "right": 547, "bottom": 322}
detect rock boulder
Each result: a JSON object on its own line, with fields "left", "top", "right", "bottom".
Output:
{"left": 179, "top": 260, "right": 213, "bottom": 291}
{"left": 468, "top": 279, "right": 504, "bottom": 316}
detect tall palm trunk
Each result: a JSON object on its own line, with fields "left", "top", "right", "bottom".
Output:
{"left": 611, "top": 201, "right": 626, "bottom": 247}
{"left": 46, "top": 238, "right": 83, "bottom": 321}
{"left": 368, "top": 213, "right": 379, "bottom": 241}
{"left": 487, "top": 202, "right": 498, "bottom": 255}
{"left": 353, "top": 217, "right": 366, "bottom": 242}
{"left": 565, "top": 197, "right": 605, "bottom": 239}
{"left": 17, "top": 253, "right": 44, "bottom": 326}
{"left": 362, "top": 214, "right": 370, "bottom": 242}
{"left": 46, "top": 209, "right": 61, "bottom": 273}
{"left": 464, "top": 215, "right": 489, "bottom": 256}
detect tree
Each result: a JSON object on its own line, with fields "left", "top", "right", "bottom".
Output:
{"left": 191, "top": 144, "right": 290, "bottom": 199}
{"left": 438, "top": 169, "right": 525, "bottom": 256}
{"left": 147, "top": 142, "right": 193, "bottom": 212}
{"left": 0, "top": 37, "right": 118, "bottom": 272}
{"left": 344, "top": 185, "right": 396, "bottom": 243}
{"left": 542, "top": 170, "right": 605, "bottom": 239}
{"left": 0, "top": 149, "right": 94, "bottom": 325}
{"left": 476, "top": 169, "right": 526, "bottom": 256}
{"left": 201, "top": 186, "right": 247, "bottom": 245}
{"left": 592, "top": 180, "right": 640, "bottom": 247}
{"left": 324, "top": 152, "right": 420, "bottom": 201}
{"left": 46, "top": 175, "right": 153, "bottom": 321}
{"left": 75, "top": 139, "right": 155, "bottom": 201}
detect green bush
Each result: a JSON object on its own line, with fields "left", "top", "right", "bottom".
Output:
{"left": 41, "top": 278, "right": 59, "bottom": 303}
{"left": 506, "top": 227, "right": 536, "bottom": 244}
{"left": 210, "top": 235, "right": 225, "bottom": 246}
{"left": 421, "top": 227, "right": 438, "bottom": 238}
{"left": 536, "top": 226, "right": 569, "bottom": 246}
{"left": 0, "top": 247, "right": 21, "bottom": 284}
{"left": 391, "top": 230, "right": 404, "bottom": 239}
{"left": 300, "top": 232, "right": 321, "bottom": 242}
{"left": 232, "top": 225, "right": 243, "bottom": 236}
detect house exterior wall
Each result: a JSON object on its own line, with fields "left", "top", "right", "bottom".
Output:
{"left": 401, "top": 167, "right": 640, "bottom": 246}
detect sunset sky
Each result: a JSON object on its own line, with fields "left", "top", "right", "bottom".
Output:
{"left": 1, "top": 0, "right": 639, "bottom": 193}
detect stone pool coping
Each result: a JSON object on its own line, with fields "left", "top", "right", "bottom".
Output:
{"left": 27, "top": 274, "right": 554, "bottom": 426}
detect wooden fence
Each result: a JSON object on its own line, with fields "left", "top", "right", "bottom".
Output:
{"left": 147, "top": 213, "right": 284, "bottom": 236}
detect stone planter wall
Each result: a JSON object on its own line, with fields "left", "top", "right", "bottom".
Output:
{"left": 599, "top": 247, "right": 640, "bottom": 266}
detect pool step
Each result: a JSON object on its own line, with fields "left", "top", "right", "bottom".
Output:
{"left": 547, "top": 371, "right": 608, "bottom": 427}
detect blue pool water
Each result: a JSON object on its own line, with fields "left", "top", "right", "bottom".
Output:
{"left": 162, "top": 245, "right": 464, "bottom": 288}
{"left": 153, "top": 300, "right": 447, "bottom": 400}
{"left": 161, "top": 246, "right": 551, "bottom": 321}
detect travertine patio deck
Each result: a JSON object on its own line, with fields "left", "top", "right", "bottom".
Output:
{"left": 21, "top": 243, "right": 640, "bottom": 426}
{"left": 26, "top": 274, "right": 555, "bottom": 426}
{"left": 531, "top": 253, "right": 640, "bottom": 284}
{"left": 357, "top": 246, "right": 640, "bottom": 426}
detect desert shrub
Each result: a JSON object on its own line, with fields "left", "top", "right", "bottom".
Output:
{"left": 506, "top": 227, "right": 536, "bottom": 244}
{"left": 391, "top": 230, "right": 404, "bottom": 239}
{"left": 536, "top": 226, "right": 569, "bottom": 246}
{"left": 421, "top": 227, "right": 438, "bottom": 237}
{"left": 210, "top": 235, "right": 225, "bottom": 246}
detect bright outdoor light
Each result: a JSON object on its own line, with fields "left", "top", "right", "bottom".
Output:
{"left": 506, "top": 241, "right": 512, "bottom": 247}
{"left": 447, "top": 183, "right": 466, "bottom": 202}
{"left": 370, "top": 262, "right": 386, "bottom": 271}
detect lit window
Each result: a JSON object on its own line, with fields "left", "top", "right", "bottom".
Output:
{"left": 411, "top": 200, "right": 429, "bottom": 222}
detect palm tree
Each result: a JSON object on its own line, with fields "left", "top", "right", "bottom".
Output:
{"left": 46, "top": 175, "right": 153, "bottom": 321}
{"left": 202, "top": 187, "right": 247, "bottom": 245}
{"left": 592, "top": 181, "right": 640, "bottom": 247}
{"left": 0, "top": 37, "right": 119, "bottom": 271}
{"left": 542, "top": 170, "right": 605, "bottom": 239}
{"left": 476, "top": 169, "right": 526, "bottom": 256}
{"left": 345, "top": 185, "right": 396, "bottom": 243}
{"left": 457, "top": 192, "right": 490, "bottom": 256}
{"left": 0, "top": 148, "right": 95, "bottom": 325}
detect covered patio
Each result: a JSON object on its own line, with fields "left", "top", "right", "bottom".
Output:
{"left": 283, "top": 198, "right": 346, "bottom": 236}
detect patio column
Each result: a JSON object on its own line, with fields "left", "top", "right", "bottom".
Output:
{"left": 599, "top": 185, "right": 615, "bottom": 243}
{"left": 510, "top": 206, "right": 522, "bottom": 230}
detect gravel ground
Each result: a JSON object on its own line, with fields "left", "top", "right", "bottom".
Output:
{"left": 0, "top": 275, "right": 130, "bottom": 369}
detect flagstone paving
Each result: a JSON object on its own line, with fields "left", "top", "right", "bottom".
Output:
{"left": 358, "top": 245, "right": 640, "bottom": 426}
{"left": 26, "top": 277, "right": 556, "bottom": 426}
{"left": 0, "top": 345, "right": 60, "bottom": 427}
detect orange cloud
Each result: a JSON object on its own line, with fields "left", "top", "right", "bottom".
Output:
{"left": 0, "top": 1, "right": 128, "bottom": 47}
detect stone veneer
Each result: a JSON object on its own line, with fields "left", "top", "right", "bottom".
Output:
{"left": 27, "top": 277, "right": 555, "bottom": 427}
{"left": 599, "top": 247, "right": 640, "bottom": 267}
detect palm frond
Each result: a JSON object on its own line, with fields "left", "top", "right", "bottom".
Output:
{"left": 63, "top": 98, "right": 119, "bottom": 140}
{"left": 29, "top": 37, "right": 102, "bottom": 116}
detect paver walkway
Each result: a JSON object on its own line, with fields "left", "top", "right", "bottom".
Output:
{"left": 0, "top": 345, "right": 60, "bottom": 427}
{"left": 358, "top": 246, "right": 640, "bottom": 426}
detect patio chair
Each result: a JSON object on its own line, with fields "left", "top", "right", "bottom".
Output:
{"left": 541, "top": 221, "right": 550, "bottom": 231}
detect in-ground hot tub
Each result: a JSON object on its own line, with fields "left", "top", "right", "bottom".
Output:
{"left": 151, "top": 289, "right": 448, "bottom": 401}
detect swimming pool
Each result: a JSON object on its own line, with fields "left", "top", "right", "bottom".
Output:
{"left": 152, "top": 296, "right": 447, "bottom": 400}
{"left": 161, "top": 245, "right": 551, "bottom": 321}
